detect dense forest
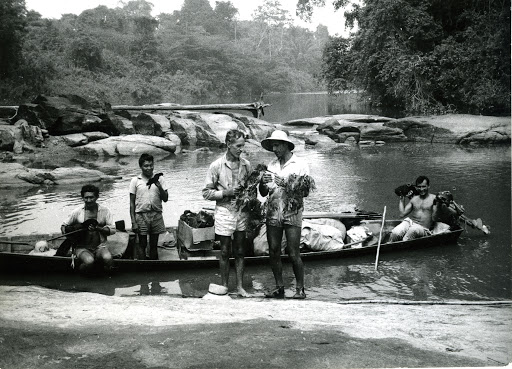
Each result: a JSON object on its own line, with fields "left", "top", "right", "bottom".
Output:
{"left": 1, "top": 0, "right": 510, "bottom": 115}
{"left": 314, "top": 0, "right": 511, "bottom": 115}
{"left": 0, "top": 0, "right": 328, "bottom": 106}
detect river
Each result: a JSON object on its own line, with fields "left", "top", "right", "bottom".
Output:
{"left": 0, "top": 94, "right": 510, "bottom": 303}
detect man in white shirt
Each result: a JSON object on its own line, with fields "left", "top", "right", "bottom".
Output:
{"left": 259, "top": 130, "right": 310, "bottom": 299}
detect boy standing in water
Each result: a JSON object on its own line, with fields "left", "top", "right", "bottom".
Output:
{"left": 129, "top": 153, "right": 169, "bottom": 260}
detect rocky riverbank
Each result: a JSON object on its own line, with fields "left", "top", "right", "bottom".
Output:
{"left": 0, "top": 94, "right": 510, "bottom": 188}
{"left": 0, "top": 285, "right": 510, "bottom": 368}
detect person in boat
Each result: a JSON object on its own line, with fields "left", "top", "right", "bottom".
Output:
{"left": 61, "top": 184, "right": 116, "bottom": 273}
{"left": 259, "top": 130, "right": 310, "bottom": 299}
{"left": 389, "top": 176, "right": 451, "bottom": 242}
{"left": 202, "top": 129, "right": 251, "bottom": 297}
{"left": 129, "top": 153, "right": 169, "bottom": 260}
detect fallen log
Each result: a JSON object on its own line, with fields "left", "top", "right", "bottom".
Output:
{"left": 111, "top": 102, "right": 271, "bottom": 118}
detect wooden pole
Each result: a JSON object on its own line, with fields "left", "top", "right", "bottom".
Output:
{"left": 374, "top": 206, "right": 387, "bottom": 271}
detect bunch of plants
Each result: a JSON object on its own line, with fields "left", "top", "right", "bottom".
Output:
{"left": 233, "top": 164, "right": 316, "bottom": 237}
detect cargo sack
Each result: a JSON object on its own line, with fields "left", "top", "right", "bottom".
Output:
{"left": 301, "top": 221, "right": 346, "bottom": 251}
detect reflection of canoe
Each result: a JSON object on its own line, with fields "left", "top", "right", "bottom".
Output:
{"left": 0, "top": 214, "right": 463, "bottom": 274}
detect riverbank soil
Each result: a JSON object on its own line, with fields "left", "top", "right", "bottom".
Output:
{"left": 0, "top": 286, "right": 510, "bottom": 368}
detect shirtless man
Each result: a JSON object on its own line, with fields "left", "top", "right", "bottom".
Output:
{"left": 389, "top": 176, "right": 440, "bottom": 241}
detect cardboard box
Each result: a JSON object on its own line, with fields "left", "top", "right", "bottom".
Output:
{"left": 177, "top": 220, "right": 215, "bottom": 250}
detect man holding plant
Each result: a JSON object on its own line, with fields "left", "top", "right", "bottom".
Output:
{"left": 259, "top": 130, "right": 313, "bottom": 299}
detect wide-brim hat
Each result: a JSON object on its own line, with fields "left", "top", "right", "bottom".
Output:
{"left": 261, "top": 130, "right": 295, "bottom": 151}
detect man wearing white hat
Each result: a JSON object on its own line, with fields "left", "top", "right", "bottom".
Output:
{"left": 259, "top": 130, "right": 310, "bottom": 299}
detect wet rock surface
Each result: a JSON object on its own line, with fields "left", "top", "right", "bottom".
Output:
{"left": 0, "top": 286, "right": 510, "bottom": 369}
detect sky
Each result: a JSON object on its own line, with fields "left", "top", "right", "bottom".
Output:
{"left": 24, "top": 0, "right": 351, "bottom": 36}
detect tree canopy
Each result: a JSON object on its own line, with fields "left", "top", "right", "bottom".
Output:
{"left": 0, "top": 0, "right": 326, "bottom": 105}
{"left": 313, "top": 0, "right": 510, "bottom": 114}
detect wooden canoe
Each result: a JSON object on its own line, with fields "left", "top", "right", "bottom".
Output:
{"left": 0, "top": 214, "right": 463, "bottom": 274}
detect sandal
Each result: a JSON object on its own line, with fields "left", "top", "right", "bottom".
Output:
{"left": 264, "top": 286, "right": 285, "bottom": 299}
{"left": 292, "top": 288, "right": 306, "bottom": 299}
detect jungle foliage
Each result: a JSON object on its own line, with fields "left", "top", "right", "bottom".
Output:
{"left": 0, "top": 0, "right": 329, "bottom": 105}
{"left": 315, "top": 0, "right": 511, "bottom": 115}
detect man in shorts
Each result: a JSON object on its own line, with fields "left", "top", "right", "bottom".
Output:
{"left": 129, "top": 153, "right": 169, "bottom": 260}
{"left": 203, "top": 129, "right": 251, "bottom": 297}
{"left": 61, "top": 184, "right": 116, "bottom": 273}
{"left": 390, "top": 175, "right": 449, "bottom": 241}
{"left": 259, "top": 130, "right": 310, "bottom": 299}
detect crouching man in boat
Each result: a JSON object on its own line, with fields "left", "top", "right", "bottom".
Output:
{"left": 61, "top": 184, "right": 116, "bottom": 273}
{"left": 202, "top": 129, "right": 252, "bottom": 297}
{"left": 389, "top": 176, "right": 451, "bottom": 242}
{"left": 259, "top": 130, "right": 310, "bottom": 299}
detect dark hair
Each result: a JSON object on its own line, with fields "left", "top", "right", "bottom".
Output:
{"left": 81, "top": 184, "right": 100, "bottom": 197}
{"left": 139, "top": 153, "right": 154, "bottom": 167}
{"left": 225, "top": 130, "right": 245, "bottom": 145}
{"left": 415, "top": 176, "right": 430, "bottom": 186}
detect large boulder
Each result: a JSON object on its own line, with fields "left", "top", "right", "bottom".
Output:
{"left": 0, "top": 120, "right": 43, "bottom": 153}
{"left": 132, "top": 113, "right": 171, "bottom": 136}
{"left": 12, "top": 95, "right": 122, "bottom": 136}
{"left": 75, "top": 134, "right": 177, "bottom": 156}
{"left": 168, "top": 113, "right": 222, "bottom": 147}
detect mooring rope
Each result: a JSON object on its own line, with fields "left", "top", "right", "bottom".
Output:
{"left": 337, "top": 300, "right": 512, "bottom": 306}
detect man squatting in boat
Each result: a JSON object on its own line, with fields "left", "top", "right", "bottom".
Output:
{"left": 203, "top": 129, "right": 251, "bottom": 297}
{"left": 61, "top": 184, "right": 116, "bottom": 273}
{"left": 389, "top": 175, "right": 455, "bottom": 242}
{"left": 259, "top": 130, "right": 310, "bottom": 299}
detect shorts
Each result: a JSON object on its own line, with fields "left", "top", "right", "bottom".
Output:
{"left": 214, "top": 206, "right": 247, "bottom": 236}
{"left": 135, "top": 211, "right": 166, "bottom": 235}
{"left": 267, "top": 208, "right": 303, "bottom": 228}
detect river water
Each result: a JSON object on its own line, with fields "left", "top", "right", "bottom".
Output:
{"left": 0, "top": 94, "right": 510, "bottom": 303}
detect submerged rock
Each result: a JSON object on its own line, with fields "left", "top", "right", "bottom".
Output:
{"left": 75, "top": 134, "right": 177, "bottom": 156}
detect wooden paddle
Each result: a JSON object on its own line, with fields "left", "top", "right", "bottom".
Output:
{"left": 0, "top": 228, "right": 87, "bottom": 246}
{"left": 374, "top": 206, "right": 387, "bottom": 271}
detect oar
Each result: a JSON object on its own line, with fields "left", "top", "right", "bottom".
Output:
{"left": 0, "top": 228, "right": 85, "bottom": 247}
{"left": 374, "top": 206, "right": 387, "bottom": 271}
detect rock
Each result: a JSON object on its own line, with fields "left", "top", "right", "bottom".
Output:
{"left": 107, "top": 113, "right": 136, "bottom": 135}
{"left": 83, "top": 131, "right": 110, "bottom": 142}
{"left": 12, "top": 95, "right": 121, "bottom": 136}
{"left": 11, "top": 166, "right": 121, "bottom": 186}
{"left": 0, "top": 163, "right": 33, "bottom": 188}
{"left": 168, "top": 114, "right": 221, "bottom": 147}
{"left": 14, "top": 119, "right": 44, "bottom": 147}
{"left": 222, "top": 112, "right": 276, "bottom": 141}
{"left": 360, "top": 124, "right": 407, "bottom": 142}
{"left": 164, "top": 132, "right": 182, "bottom": 147}
{"left": 61, "top": 133, "right": 88, "bottom": 147}
{"left": 132, "top": 113, "right": 171, "bottom": 136}
{"left": 0, "top": 125, "right": 17, "bottom": 151}
{"left": 75, "top": 134, "right": 177, "bottom": 156}
{"left": 189, "top": 112, "right": 249, "bottom": 144}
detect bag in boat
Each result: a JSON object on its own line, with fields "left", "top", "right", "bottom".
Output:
{"left": 346, "top": 226, "right": 372, "bottom": 249}
{"left": 253, "top": 224, "right": 287, "bottom": 256}
{"left": 300, "top": 220, "right": 347, "bottom": 251}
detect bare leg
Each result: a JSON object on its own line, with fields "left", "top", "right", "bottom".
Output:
{"left": 233, "top": 231, "right": 248, "bottom": 296}
{"left": 218, "top": 235, "right": 232, "bottom": 289}
{"left": 77, "top": 249, "right": 95, "bottom": 274}
{"left": 266, "top": 225, "right": 284, "bottom": 288}
{"left": 96, "top": 247, "right": 113, "bottom": 271}
{"left": 149, "top": 234, "right": 159, "bottom": 260}
{"left": 284, "top": 225, "right": 304, "bottom": 291}
{"left": 137, "top": 234, "right": 148, "bottom": 260}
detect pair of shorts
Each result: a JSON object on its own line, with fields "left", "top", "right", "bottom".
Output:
{"left": 214, "top": 206, "right": 247, "bottom": 236}
{"left": 135, "top": 211, "right": 166, "bottom": 235}
{"left": 267, "top": 208, "right": 303, "bottom": 228}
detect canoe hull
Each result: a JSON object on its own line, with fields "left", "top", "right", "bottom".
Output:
{"left": 0, "top": 221, "right": 463, "bottom": 273}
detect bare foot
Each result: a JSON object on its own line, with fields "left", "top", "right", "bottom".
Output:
{"left": 237, "top": 288, "right": 250, "bottom": 297}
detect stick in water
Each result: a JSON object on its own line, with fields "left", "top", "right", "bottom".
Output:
{"left": 374, "top": 206, "right": 387, "bottom": 271}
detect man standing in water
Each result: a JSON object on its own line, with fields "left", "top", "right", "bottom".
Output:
{"left": 203, "top": 130, "right": 251, "bottom": 297}
{"left": 390, "top": 175, "right": 444, "bottom": 241}
{"left": 259, "top": 130, "right": 310, "bottom": 299}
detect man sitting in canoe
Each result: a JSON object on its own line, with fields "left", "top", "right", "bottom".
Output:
{"left": 389, "top": 176, "right": 451, "bottom": 242}
{"left": 61, "top": 184, "right": 116, "bottom": 273}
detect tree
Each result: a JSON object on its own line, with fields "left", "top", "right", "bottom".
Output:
{"left": 306, "top": 0, "right": 510, "bottom": 114}
{"left": 252, "top": 0, "right": 292, "bottom": 60}
{"left": 0, "top": 0, "right": 27, "bottom": 77}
